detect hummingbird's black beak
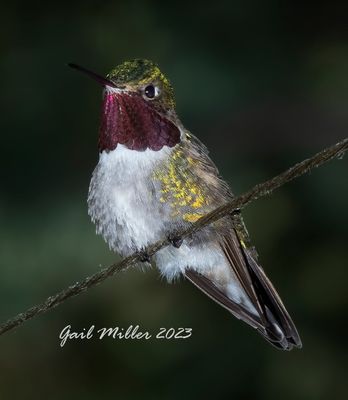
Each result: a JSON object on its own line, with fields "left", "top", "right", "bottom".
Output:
{"left": 68, "top": 63, "right": 118, "bottom": 88}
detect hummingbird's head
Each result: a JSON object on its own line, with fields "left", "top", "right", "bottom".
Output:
{"left": 107, "top": 59, "right": 176, "bottom": 111}
{"left": 69, "top": 59, "right": 181, "bottom": 153}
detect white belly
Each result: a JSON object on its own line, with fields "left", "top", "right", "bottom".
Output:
{"left": 87, "top": 144, "right": 255, "bottom": 311}
{"left": 87, "top": 143, "right": 225, "bottom": 278}
{"left": 88, "top": 144, "right": 172, "bottom": 255}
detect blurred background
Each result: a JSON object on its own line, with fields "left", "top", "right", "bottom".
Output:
{"left": 0, "top": 1, "right": 347, "bottom": 399}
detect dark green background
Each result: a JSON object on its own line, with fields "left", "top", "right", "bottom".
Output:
{"left": 1, "top": 1, "right": 347, "bottom": 399}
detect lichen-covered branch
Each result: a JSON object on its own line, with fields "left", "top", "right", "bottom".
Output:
{"left": 0, "top": 138, "right": 347, "bottom": 337}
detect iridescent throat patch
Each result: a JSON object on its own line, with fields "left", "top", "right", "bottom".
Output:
{"left": 98, "top": 93, "right": 181, "bottom": 152}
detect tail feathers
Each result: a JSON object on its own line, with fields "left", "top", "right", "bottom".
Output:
{"left": 185, "top": 263, "right": 302, "bottom": 351}
{"left": 244, "top": 250, "right": 302, "bottom": 350}
{"left": 261, "top": 306, "right": 299, "bottom": 350}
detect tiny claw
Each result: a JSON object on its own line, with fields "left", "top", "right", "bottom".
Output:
{"left": 138, "top": 249, "right": 151, "bottom": 263}
{"left": 168, "top": 234, "right": 183, "bottom": 249}
{"left": 231, "top": 208, "right": 241, "bottom": 216}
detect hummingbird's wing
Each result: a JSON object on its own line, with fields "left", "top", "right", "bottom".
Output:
{"left": 222, "top": 221, "right": 301, "bottom": 348}
{"left": 154, "top": 133, "right": 301, "bottom": 349}
{"left": 185, "top": 219, "right": 302, "bottom": 350}
{"left": 185, "top": 266, "right": 265, "bottom": 330}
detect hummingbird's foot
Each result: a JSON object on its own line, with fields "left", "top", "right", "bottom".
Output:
{"left": 231, "top": 208, "right": 241, "bottom": 216}
{"left": 168, "top": 233, "right": 183, "bottom": 249}
{"left": 137, "top": 249, "right": 151, "bottom": 263}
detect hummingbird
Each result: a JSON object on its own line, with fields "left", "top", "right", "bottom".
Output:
{"left": 69, "top": 59, "right": 302, "bottom": 350}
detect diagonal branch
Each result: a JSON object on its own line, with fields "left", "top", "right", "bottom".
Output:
{"left": 0, "top": 138, "right": 347, "bottom": 337}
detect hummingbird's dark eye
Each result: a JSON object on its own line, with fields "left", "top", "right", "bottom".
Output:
{"left": 144, "top": 85, "right": 155, "bottom": 99}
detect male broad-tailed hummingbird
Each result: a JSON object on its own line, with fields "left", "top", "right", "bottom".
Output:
{"left": 69, "top": 59, "right": 301, "bottom": 350}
